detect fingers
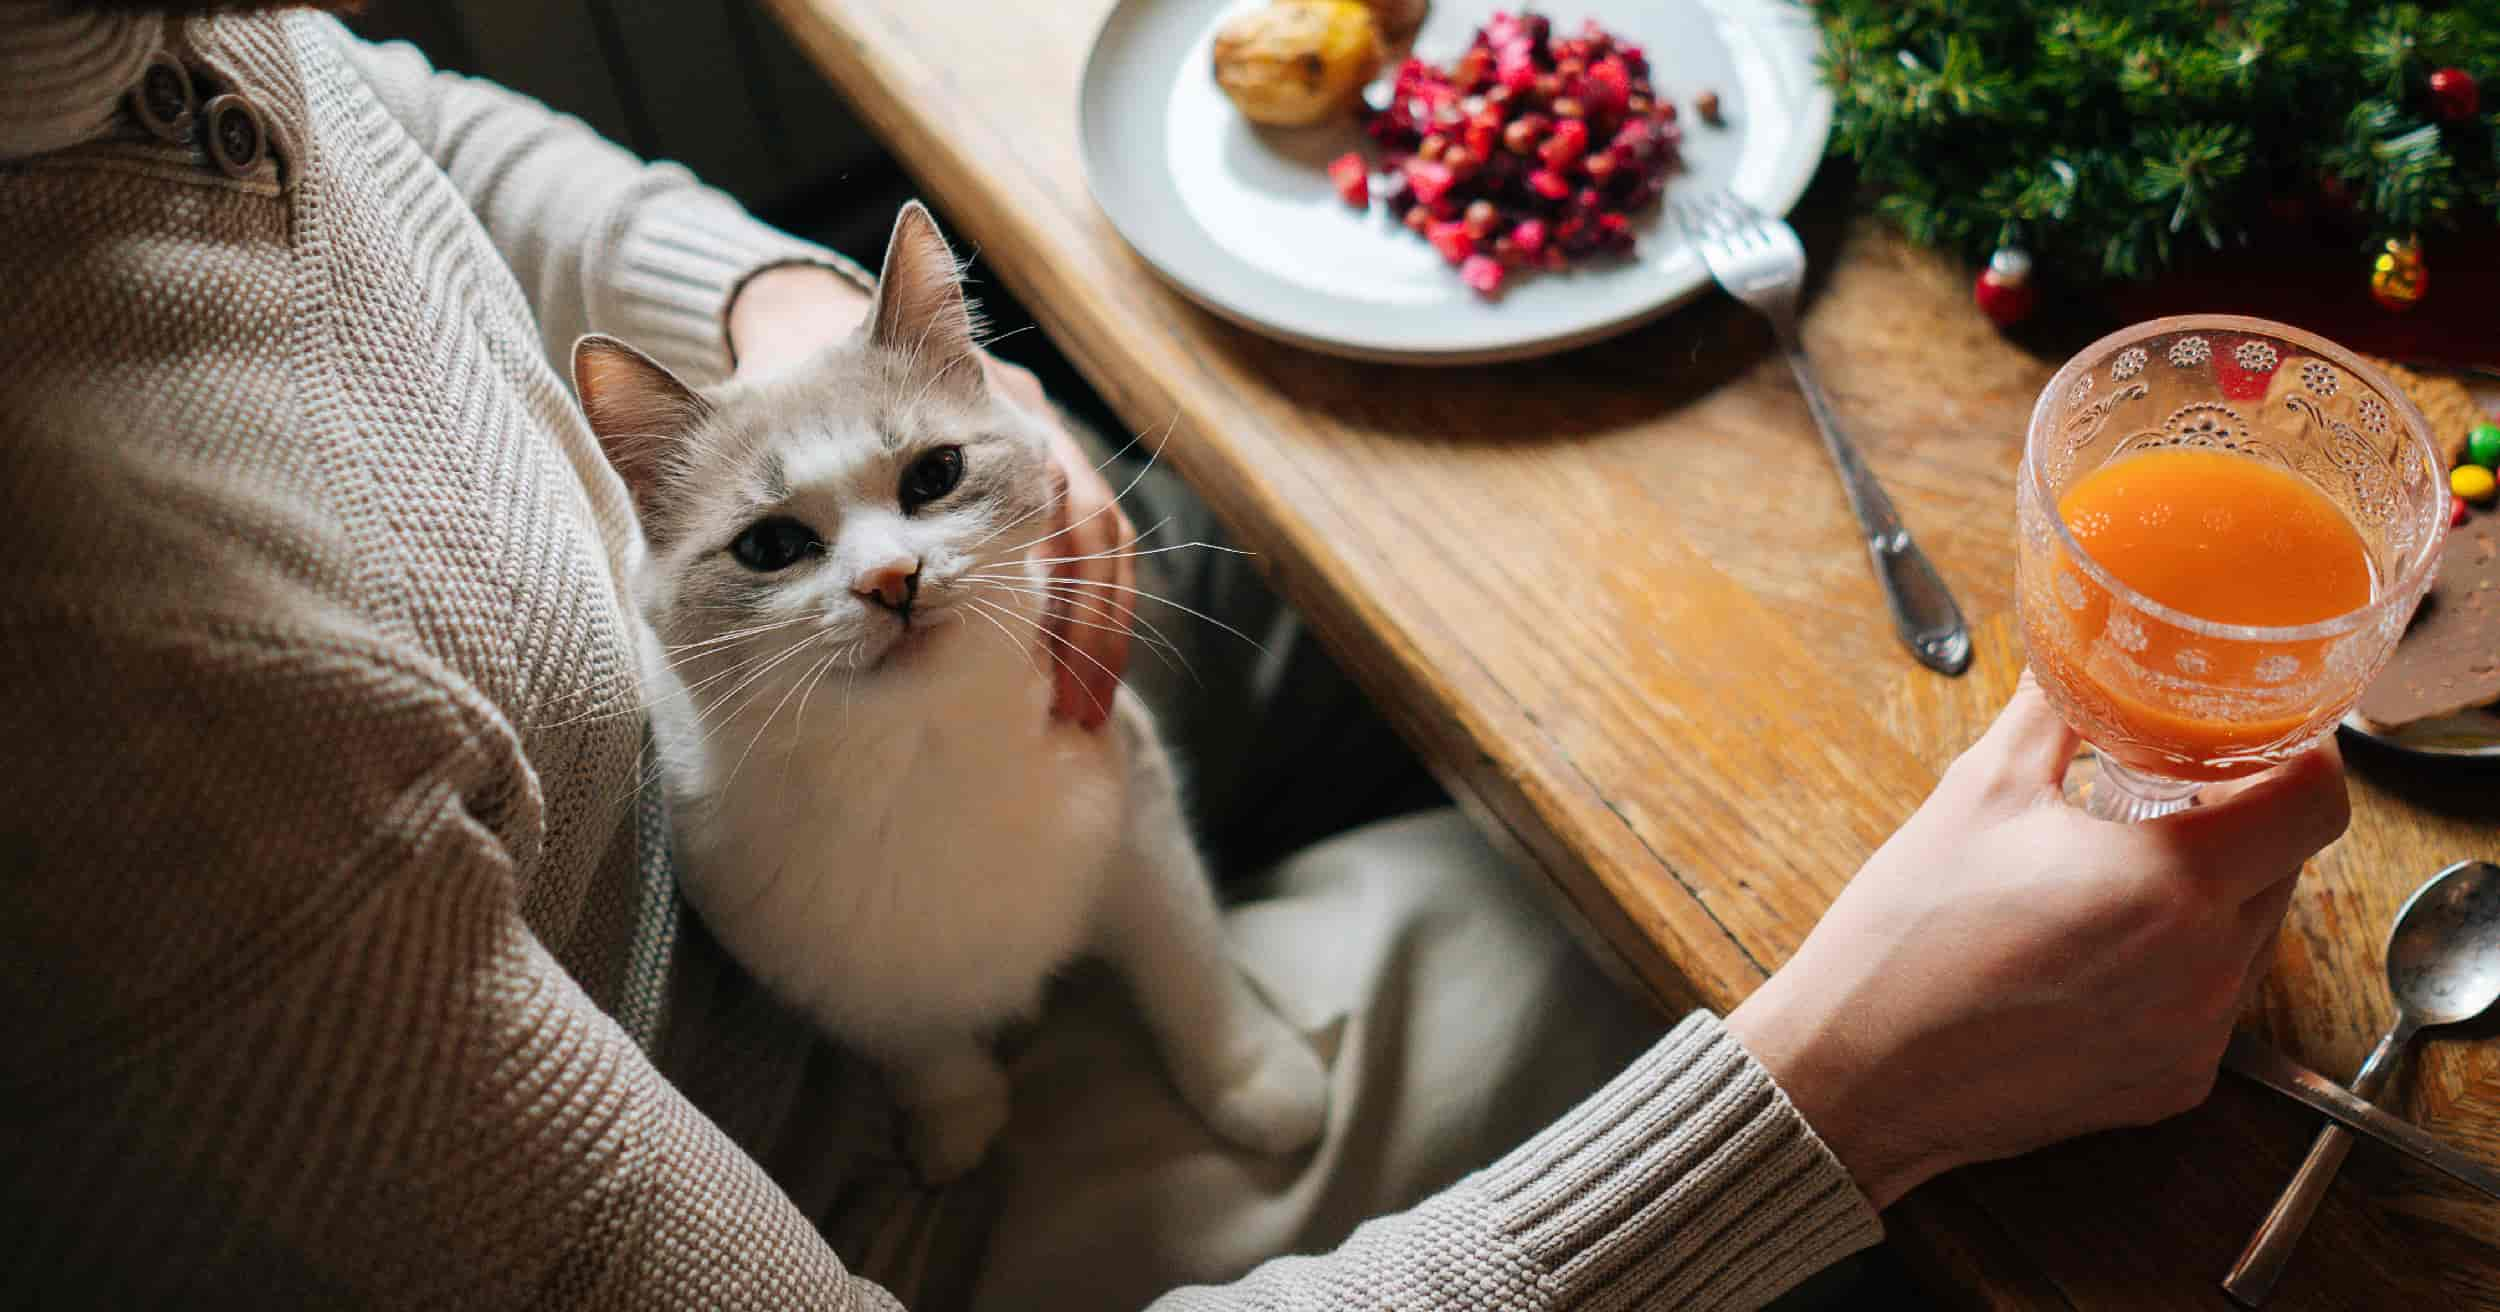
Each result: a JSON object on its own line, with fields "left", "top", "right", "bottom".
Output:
{"left": 2156, "top": 742, "right": 2349, "bottom": 903}
{"left": 979, "top": 349, "right": 1130, "bottom": 729}
{"left": 1035, "top": 413, "right": 1135, "bottom": 731}
{"left": 1035, "top": 464, "right": 1092, "bottom": 727}
{"left": 2231, "top": 872, "right": 2299, "bottom": 1018}
{"left": 2236, "top": 872, "right": 2299, "bottom": 962}
{"left": 1050, "top": 546, "right": 1126, "bottom": 729}
{"left": 1098, "top": 513, "right": 1136, "bottom": 699}
{"left": 1959, "top": 673, "right": 2085, "bottom": 799}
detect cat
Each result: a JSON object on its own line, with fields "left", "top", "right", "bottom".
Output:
{"left": 571, "top": 202, "right": 1329, "bottom": 1183}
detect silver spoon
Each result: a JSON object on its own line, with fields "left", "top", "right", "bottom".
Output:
{"left": 2223, "top": 859, "right": 2500, "bottom": 1306}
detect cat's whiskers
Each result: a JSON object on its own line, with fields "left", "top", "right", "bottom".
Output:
{"left": 967, "top": 596, "right": 1105, "bottom": 723}
{"left": 789, "top": 640, "right": 854, "bottom": 745}
{"left": 839, "top": 639, "right": 866, "bottom": 731}
{"left": 666, "top": 635, "right": 831, "bottom": 709}
{"left": 527, "top": 613, "right": 820, "bottom": 730}
{"left": 956, "top": 411, "right": 1174, "bottom": 563}
{"left": 1024, "top": 509, "right": 1176, "bottom": 564}
{"left": 687, "top": 632, "right": 828, "bottom": 737}
{"left": 662, "top": 617, "right": 810, "bottom": 653}
{"left": 972, "top": 574, "right": 1270, "bottom": 655}
{"left": 638, "top": 621, "right": 827, "bottom": 706}
{"left": 984, "top": 594, "right": 1181, "bottom": 675}
{"left": 960, "top": 593, "right": 1049, "bottom": 686}
{"left": 981, "top": 421, "right": 1176, "bottom": 561}
{"left": 598, "top": 629, "right": 826, "bottom": 811}
{"left": 967, "top": 595, "right": 1118, "bottom": 723}
{"left": 528, "top": 633, "right": 790, "bottom": 731}
{"left": 968, "top": 576, "right": 1164, "bottom": 651}
{"left": 722, "top": 639, "right": 846, "bottom": 797}
{"left": 623, "top": 630, "right": 831, "bottom": 806}
{"left": 989, "top": 521, "right": 1252, "bottom": 658}
{"left": 1016, "top": 537, "right": 1248, "bottom": 569}
{"left": 775, "top": 643, "right": 847, "bottom": 819}
{"left": 964, "top": 577, "right": 1190, "bottom": 680}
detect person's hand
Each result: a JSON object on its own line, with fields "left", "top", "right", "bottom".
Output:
{"left": 985, "top": 359, "right": 1136, "bottom": 730}
{"left": 725, "top": 264, "right": 1137, "bottom": 729}
{"left": 1726, "top": 677, "right": 2349, "bottom": 1210}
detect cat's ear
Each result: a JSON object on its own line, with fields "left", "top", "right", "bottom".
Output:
{"left": 868, "top": 201, "right": 984, "bottom": 395}
{"left": 573, "top": 334, "right": 711, "bottom": 517}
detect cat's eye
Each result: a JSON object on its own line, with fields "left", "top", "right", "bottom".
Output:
{"left": 728, "top": 516, "right": 821, "bottom": 572}
{"left": 899, "top": 445, "right": 965, "bottom": 513}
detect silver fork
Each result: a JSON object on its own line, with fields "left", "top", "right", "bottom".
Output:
{"left": 1673, "top": 190, "right": 1971, "bottom": 676}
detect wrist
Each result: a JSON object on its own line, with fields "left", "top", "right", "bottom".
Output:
{"left": 1725, "top": 973, "right": 1938, "bottom": 1210}
{"left": 726, "top": 262, "right": 873, "bottom": 380}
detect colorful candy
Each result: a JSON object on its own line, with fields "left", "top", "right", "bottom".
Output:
{"left": 2454, "top": 494, "right": 2474, "bottom": 529}
{"left": 2453, "top": 464, "right": 2498, "bottom": 506}
{"left": 2468, "top": 422, "right": 2500, "bottom": 469}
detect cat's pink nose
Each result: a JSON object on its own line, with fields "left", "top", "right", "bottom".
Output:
{"left": 853, "top": 559, "right": 920, "bottom": 617}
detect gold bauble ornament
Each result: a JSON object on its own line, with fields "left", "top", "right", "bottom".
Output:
{"left": 2370, "top": 236, "right": 2427, "bottom": 312}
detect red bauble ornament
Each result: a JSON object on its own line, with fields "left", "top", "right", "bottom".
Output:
{"left": 1974, "top": 247, "right": 2036, "bottom": 327}
{"left": 2429, "top": 67, "right": 2480, "bottom": 121}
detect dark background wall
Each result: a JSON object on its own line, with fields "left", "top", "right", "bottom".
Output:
{"left": 344, "top": 0, "right": 923, "bottom": 265}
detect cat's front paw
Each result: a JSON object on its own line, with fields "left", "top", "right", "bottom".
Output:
{"left": 1193, "top": 1023, "right": 1329, "bottom": 1157}
{"left": 903, "top": 1084, "right": 1011, "bottom": 1185}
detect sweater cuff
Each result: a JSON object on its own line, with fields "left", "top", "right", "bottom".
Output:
{"left": 1474, "top": 1010, "right": 1883, "bottom": 1310}
{"left": 597, "top": 185, "right": 876, "bottom": 387}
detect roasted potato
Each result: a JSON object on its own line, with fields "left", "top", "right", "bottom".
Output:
{"left": 1212, "top": 1, "right": 1385, "bottom": 128}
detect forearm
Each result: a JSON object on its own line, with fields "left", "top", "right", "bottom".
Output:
{"left": 1156, "top": 1013, "right": 1882, "bottom": 1311}
{"left": 323, "top": 17, "right": 869, "bottom": 385}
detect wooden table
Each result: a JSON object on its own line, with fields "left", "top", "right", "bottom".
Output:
{"left": 766, "top": 1, "right": 2500, "bottom": 1304}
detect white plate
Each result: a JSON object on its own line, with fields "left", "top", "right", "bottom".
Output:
{"left": 2342, "top": 708, "right": 2500, "bottom": 761}
{"left": 1078, "top": 0, "right": 1832, "bottom": 364}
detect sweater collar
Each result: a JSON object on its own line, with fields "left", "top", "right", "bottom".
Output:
{"left": 0, "top": 2, "right": 163, "bottom": 161}
{"left": 2, "top": 5, "right": 304, "bottom": 171}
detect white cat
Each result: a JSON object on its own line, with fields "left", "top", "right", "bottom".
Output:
{"left": 572, "top": 203, "right": 1328, "bottom": 1182}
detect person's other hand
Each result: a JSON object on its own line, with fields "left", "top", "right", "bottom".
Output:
{"left": 1726, "top": 676, "right": 2349, "bottom": 1209}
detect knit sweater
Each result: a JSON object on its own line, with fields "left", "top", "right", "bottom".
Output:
{"left": 0, "top": 5, "right": 1882, "bottom": 1307}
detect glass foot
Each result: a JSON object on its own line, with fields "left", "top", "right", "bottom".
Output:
{"left": 2083, "top": 753, "right": 2199, "bottom": 823}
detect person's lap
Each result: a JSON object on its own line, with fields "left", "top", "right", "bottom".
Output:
{"left": 964, "top": 808, "right": 1662, "bottom": 1309}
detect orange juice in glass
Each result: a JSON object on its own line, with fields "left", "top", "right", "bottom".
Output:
{"left": 2017, "top": 317, "right": 2446, "bottom": 821}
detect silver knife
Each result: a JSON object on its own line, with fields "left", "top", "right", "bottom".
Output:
{"left": 2223, "top": 1030, "right": 2500, "bottom": 1201}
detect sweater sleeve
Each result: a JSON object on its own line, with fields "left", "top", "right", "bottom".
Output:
{"left": 312, "top": 16, "right": 872, "bottom": 386}
{"left": 0, "top": 613, "right": 902, "bottom": 1312}
{"left": 1155, "top": 1013, "right": 1884, "bottom": 1311}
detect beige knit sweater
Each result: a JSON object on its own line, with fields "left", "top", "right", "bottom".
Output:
{"left": 0, "top": 5, "right": 1881, "bottom": 1307}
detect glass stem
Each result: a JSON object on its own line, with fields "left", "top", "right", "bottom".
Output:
{"left": 2086, "top": 752, "right": 2201, "bottom": 823}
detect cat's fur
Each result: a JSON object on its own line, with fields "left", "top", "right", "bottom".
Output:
{"left": 573, "top": 204, "right": 1327, "bottom": 1182}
